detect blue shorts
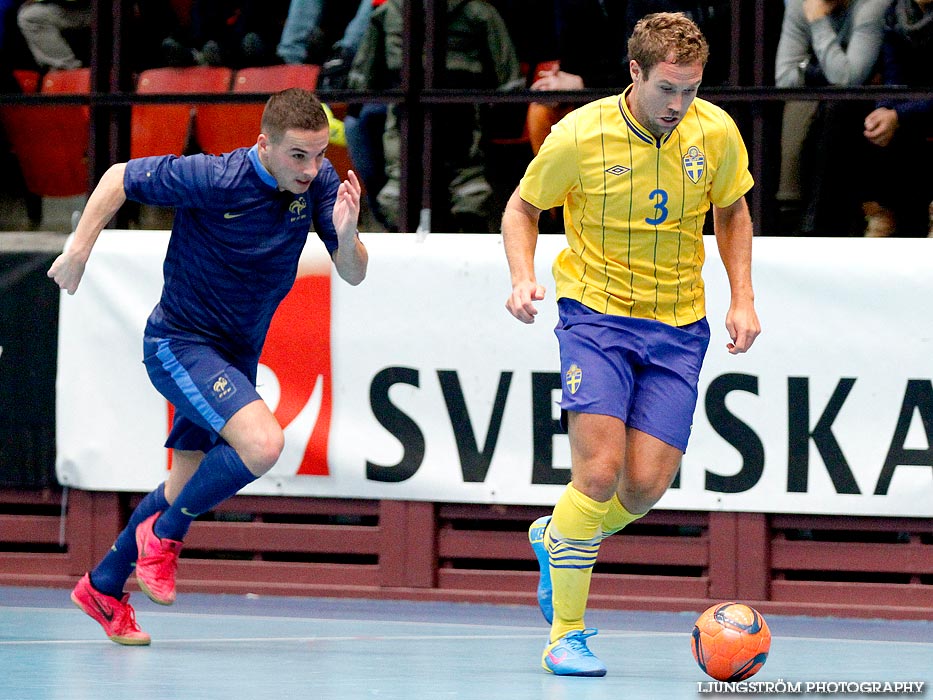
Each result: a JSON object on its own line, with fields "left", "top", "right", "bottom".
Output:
{"left": 143, "top": 336, "right": 262, "bottom": 452}
{"left": 555, "top": 298, "right": 710, "bottom": 452}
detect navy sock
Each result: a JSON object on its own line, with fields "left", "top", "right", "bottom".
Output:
{"left": 90, "top": 482, "right": 169, "bottom": 598}
{"left": 153, "top": 443, "right": 257, "bottom": 542}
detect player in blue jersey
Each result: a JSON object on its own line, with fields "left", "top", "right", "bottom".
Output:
{"left": 48, "top": 88, "right": 368, "bottom": 645}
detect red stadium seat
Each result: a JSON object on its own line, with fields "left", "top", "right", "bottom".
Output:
{"left": 0, "top": 68, "right": 91, "bottom": 197}
{"left": 42, "top": 68, "right": 91, "bottom": 94}
{"left": 12, "top": 69, "right": 40, "bottom": 94}
{"left": 234, "top": 63, "right": 320, "bottom": 92}
{"left": 131, "top": 66, "right": 233, "bottom": 158}
{"left": 195, "top": 64, "right": 320, "bottom": 155}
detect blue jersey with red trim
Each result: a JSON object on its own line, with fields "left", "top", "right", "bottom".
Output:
{"left": 124, "top": 146, "right": 340, "bottom": 360}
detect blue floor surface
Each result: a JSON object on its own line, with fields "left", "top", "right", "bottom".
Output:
{"left": 0, "top": 586, "right": 930, "bottom": 700}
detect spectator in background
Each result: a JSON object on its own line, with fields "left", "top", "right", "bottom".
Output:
{"left": 159, "top": 0, "right": 288, "bottom": 68}
{"left": 774, "top": 0, "right": 891, "bottom": 236}
{"left": 342, "top": 100, "right": 390, "bottom": 230}
{"left": 276, "top": 0, "right": 371, "bottom": 71}
{"left": 348, "top": 0, "right": 523, "bottom": 233}
{"left": 16, "top": 0, "right": 90, "bottom": 70}
{"left": 861, "top": 0, "right": 932, "bottom": 237}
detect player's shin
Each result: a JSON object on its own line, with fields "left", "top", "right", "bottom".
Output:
{"left": 599, "top": 493, "right": 645, "bottom": 539}
{"left": 548, "top": 484, "right": 610, "bottom": 641}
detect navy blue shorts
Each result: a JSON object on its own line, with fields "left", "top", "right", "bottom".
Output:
{"left": 143, "top": 336, "right": 262, "bottom": 452}
{"left": 554, "top": 298, "right": 710, "bottom": 452}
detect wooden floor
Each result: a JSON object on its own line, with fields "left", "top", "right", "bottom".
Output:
{"left": 1, "top": 586, "right": 930, "bottom": 700}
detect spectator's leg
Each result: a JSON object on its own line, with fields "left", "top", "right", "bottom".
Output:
{"left": 799, "top": 101, "right": 866, "bottom": 236}
{"left": 449, "top": 163, "right": 493, "bottom": 233}
{"left": 17, "top": 1, "right": 91, "bottom": 70}
{"left": 776, "top": 101, "right": 817, "bottom": 234}
{"left": 335, "top": 0, "right": 372, "bottom": 54}
{"left": 376, "top": 106, "right": 401, "bottom": 231}
{"left": 276, "top": 0, "right": 325, "bottom": 64}
{"left": 345, "top": 103, "right": 388, "bottom": 227}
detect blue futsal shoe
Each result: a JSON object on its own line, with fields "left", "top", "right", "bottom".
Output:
{"left": 542, "top": 628, "right": 607, "bottom": 677}
{"left": 528, "top": 516, "right": 553, "bottom": 624}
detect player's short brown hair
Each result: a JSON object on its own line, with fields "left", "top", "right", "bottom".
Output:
{"left": 260, "top": 88, "right": 329, "bottom": 143}
{"left": 627, "top": 12, "right": 710, "bottom": 77}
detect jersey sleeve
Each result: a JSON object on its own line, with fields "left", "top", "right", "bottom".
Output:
{"left": 518, "top": 116, "right": 580, "bottom": 211}
{"left": 123, "top": 154, "right": 220, "bottom": 209}
{"left": 708, "top": 109, "right": 754, "bottom": 209}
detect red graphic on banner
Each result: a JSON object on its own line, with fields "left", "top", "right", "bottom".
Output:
{"left": 164, "top": 268, "right": 333, "bottom": 476}
{"left": 261, "top": 272, "right": 333, "bottom": 475}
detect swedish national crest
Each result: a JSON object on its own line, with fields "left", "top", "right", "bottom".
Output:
{"left": 683, "top": 146, "right": 705, "bottom": 184}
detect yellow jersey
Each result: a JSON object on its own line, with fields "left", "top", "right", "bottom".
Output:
{"left": 519, "top": 86, "right": 753, "bottom": 327}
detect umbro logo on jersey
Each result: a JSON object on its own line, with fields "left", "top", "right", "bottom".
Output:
{"left": 605, "top": 165, "right": 631, "bottom": 176}
{"left": 223, "top": 211, "right": 246, "bottom": 219}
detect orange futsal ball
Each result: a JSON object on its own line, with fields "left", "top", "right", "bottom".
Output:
{"left": 691, "top": 602, "right": 771, "bottom": 682}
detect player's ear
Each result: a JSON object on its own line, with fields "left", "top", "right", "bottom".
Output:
{"left": 629, "top": 59, "right": 640, "bottom": 84}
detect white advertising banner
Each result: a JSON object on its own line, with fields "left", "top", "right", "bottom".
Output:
{"left": 56, "top": 232, "right": 933, "bottom": 517}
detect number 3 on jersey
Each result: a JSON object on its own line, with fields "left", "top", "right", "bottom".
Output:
{"left": 646, "top": 188, "right": 669, "bottom": 226}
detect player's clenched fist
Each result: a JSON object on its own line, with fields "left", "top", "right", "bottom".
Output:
{"left": 507, "top": 281, "right": 546, "bottom": 324}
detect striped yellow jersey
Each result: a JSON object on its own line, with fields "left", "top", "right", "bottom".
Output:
{"left": 519, "top": 86, "right": 753, "bottom": 327}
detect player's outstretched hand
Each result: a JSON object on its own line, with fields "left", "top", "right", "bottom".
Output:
{"left": 506, "top": 280, "right": 546, "bottom": 324}
{"left": 333, "top": 169, "right": 362, "bottom": 241}
{"left": 47, "top": 252, "right": 86, "bottom": 295}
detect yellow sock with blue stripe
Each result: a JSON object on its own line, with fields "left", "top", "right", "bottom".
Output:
{"left": 547, "top": 483, "right": 610, "bottom": 642}
{"left": 600, "top": 493, "right": 645, "bottom": 539}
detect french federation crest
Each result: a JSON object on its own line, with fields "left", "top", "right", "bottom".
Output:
{"left": 683, "top": 146, "right": 705, "bottom": 184}
{"left": 289, "top": 197, "right": 308, "bottom": 220}
{"left": 210, "top": 371, "right": 237, "bottom": 401}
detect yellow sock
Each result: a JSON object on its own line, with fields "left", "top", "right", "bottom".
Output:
{"left": 600, "top": 494, "right": 645, "bottom": 539}
{"left": 547, "top": 483, "right": 610, "bottom": 641}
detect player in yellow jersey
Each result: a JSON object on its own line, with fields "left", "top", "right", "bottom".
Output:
{"left": 501, "top": 12, "right": 760, "bottom": 677}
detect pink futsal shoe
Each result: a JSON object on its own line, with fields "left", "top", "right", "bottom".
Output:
{"left": 71, "top": 573, "right": 151, "bottom": 645}
{"left": 135, "top": 512, "right": 183, "bottom": 605}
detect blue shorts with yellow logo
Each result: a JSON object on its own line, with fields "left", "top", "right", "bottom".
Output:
{"left": 554, "top": 298, "right": 710, "bottom": 452}
{"left": 143, "top": 336, "right": 262, "bottom": 452}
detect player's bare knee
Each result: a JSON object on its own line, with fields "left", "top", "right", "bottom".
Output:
{"left": 241, "top": 428, "right": 285, "bottom": 476}
{"left": 573, "top": 467, "right": 622, "bottom": 503}
{"left": 619, "top": 481, "right": 665, "bottom": 515}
